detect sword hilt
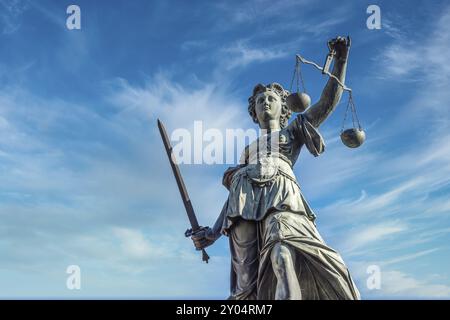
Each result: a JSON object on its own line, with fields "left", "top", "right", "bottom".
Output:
{"left": 185, "top": 227, "right": 210, "bottom": 263}
{"left": 201, "top": 248, "right": 210, "bottom": 263}
{"left": 185, "top": 226, "right": 207, "bottom": 237}
{"left": 185, "top": 228, "right": 194, "bottom": 237}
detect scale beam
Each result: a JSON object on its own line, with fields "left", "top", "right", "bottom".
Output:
{"left": 296, "top": 54, "right": 352, "bottom": 92}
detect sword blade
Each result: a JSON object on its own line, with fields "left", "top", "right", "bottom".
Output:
{"left": 157, "top": 119, "right": 200, "bottom": 231}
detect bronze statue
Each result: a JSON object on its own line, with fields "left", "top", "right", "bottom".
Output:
{"left": 191, "top": 36, "right": 361, "bottom": 300}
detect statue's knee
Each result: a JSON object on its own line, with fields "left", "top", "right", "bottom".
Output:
{"left": 271, "top": 243, "right": 292, "bottom": 271}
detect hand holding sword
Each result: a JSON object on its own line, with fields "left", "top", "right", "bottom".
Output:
{"left": 157, "top": 119, "right": 210, "bottom": 263}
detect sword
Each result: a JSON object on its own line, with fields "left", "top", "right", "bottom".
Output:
{"left": 157, "top": 119, "right": 210, "bottom": 263}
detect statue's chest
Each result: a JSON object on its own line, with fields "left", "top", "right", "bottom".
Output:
{"left": 246, "top": 156, "right": 279, "bottom": 185}
{"left": 241, "top": 131, "right": 291, "bottom": 162}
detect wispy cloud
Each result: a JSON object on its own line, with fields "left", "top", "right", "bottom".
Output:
{"left": 0, "top": 0, "right": 29, "bottom": 34}
{"left": 211, "top": 0, "right": 347, "bottom": 38}
{"left": 113, "top": 227, "right": 154, "bottom": 260}
{"left": 378, "top": 270, "right": 450, "bottom": 297}
{"left": 379, "top": 44, "right": 422, "bottom": 78}
{"left": 381, "top": 248, "right": 440, "bottom": 267}
{"left": 377, "top": 7, "right": 450, "bottom": 83}
{"left": 214, "top": 0, "right": 313, "bottom": 26}
{"left": 221, "top": 40, "right": 289, "bottom": 70}
{"left": 341, "top": 221, "right": 407, "bottom": 255}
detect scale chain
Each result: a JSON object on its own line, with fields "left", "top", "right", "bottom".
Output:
{"left": 295, "top": 54, "right": 362, "bottom": 131}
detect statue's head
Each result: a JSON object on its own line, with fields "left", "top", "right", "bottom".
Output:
{"left": 248, "top": 83, "right": 292, "bottom": 129}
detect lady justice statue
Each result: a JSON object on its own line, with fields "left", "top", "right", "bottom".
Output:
{"left": 191, "top": 36, "right": 361, "bottom": 300}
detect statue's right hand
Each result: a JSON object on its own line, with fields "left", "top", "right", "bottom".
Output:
{"left": 328, "top": 36, "right": 351, "bottom": 59}
{"left": 191, "top": 227, "right": 215, "bottom": 250}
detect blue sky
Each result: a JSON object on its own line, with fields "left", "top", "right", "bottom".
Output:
{"left": 0, "top": 0, "right": 449, "bottom": 299}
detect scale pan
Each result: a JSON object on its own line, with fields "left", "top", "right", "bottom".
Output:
{"left": 287, "top": 92, "right": 311, "bottom": 113}
{"left": 340, "top": 128, "right": 366, "bottom": 148}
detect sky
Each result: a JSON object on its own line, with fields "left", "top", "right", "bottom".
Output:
{"left": 0, "top": 0, "right": 449, "bottom": 299}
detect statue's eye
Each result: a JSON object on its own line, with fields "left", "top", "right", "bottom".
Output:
{"left": 268, "top": 96, "right": 274, "bottom": 102}
{"left": 258, "top": 97, "right": 264, "bottom": 104}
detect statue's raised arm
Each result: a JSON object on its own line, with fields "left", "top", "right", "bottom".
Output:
{"left": 304, "top": 36, "right": 351, "bottom": 128}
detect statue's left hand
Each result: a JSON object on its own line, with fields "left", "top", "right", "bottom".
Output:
{"left": 328, "top": 36, "right": 351, "bottom": 59}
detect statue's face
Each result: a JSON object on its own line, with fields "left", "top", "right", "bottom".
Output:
{"left": 255, "top": 91, "right": 282, "bottom": 127}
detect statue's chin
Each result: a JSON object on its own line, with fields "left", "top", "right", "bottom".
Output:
{"left": 260, "top": 112, "right": 278, "bottom": 121}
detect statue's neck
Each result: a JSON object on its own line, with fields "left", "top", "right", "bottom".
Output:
{"left": 259, "top": 120, "right": 280, "bottom": 131}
